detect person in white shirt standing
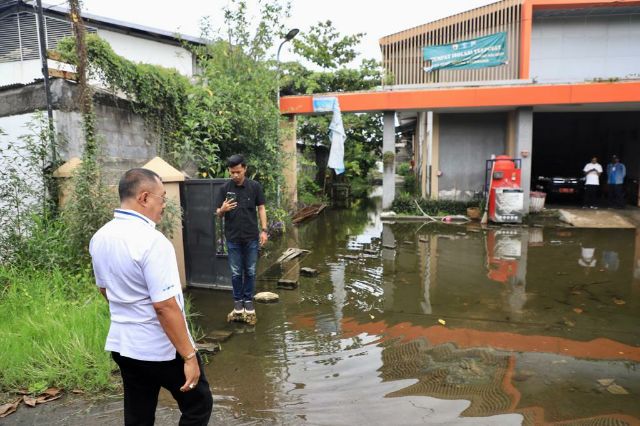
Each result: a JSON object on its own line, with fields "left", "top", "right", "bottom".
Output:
{"left": 90, "top": 168, "right": 212, "bottom": 425}
{"left": 582, "top": 156, "right": 602, "bottom": 209}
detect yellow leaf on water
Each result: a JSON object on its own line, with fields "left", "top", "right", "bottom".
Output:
{"left": 573, "top": 308, "right": 583, "bottom": 314}
{"left": 369, "top": 314, "right": 375, "bottom": 320}
{"left": 438, "top": 319, "right": 446, "bottom": 325}
{"left": 597, "top": 379, "right": 615, "bottom": 386}
{"left": 613, "top": 298, "right": 626, "bottom": 305}
{"left": 607, "top": 384, "right": 629, "bottom": 395}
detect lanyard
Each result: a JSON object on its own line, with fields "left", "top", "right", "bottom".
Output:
{"left": 114, "top": 209, "right": 150, "bottom": 224}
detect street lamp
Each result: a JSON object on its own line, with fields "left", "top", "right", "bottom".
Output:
{"left": 276, "top": 28, "right": 299, "bottom": 108}
{"left": 275, "top": 28, "right": 299, "bottom": 209}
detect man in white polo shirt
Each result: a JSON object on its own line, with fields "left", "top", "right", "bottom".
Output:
{"left": 583, "top": 156, "right": 602, "bottom": 209}
{"left": 90, "top": 168, "right": 212, "bottom": 425}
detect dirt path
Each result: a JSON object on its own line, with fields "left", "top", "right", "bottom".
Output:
{"left": 2, "top": 392, "right": 243, "bottom": 425}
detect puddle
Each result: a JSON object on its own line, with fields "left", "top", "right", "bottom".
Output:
{"left": 189, "top": 190, "right": 640, "bottom": 425}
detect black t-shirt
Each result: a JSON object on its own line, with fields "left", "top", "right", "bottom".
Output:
{"left": 216, "top": 178, "right": 265, "bottom": 243}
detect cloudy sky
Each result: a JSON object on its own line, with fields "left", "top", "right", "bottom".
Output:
{"left": 80, "top": 0, "right": 497, "bottom": 63}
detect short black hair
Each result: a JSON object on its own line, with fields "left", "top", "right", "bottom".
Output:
{"left": 226, "top": 154, "right": 246, "bottom": 169}
{"left": 118, "top": 168, "right": 161, "bottom": 201}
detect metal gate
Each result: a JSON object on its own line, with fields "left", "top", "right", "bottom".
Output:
{"left": 181, "top": 179, "right": 231, "bottom": 290}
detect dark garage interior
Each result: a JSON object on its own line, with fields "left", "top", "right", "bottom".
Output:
{"left": 531, "top": 111, "right": 640, "bottom": 206}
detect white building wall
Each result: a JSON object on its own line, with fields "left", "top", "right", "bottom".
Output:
{"left": 97, "top": 29, "right": 193, "bottom": 76}
{"left": 0, "top": 29, "right": 194, "bottom": 87}
{"left": 0, "top": 61, "right": 42, "bottom": 86}
{"left": 0, "top": 113, "right": 38, "bottom": 154}
{"left": 0, "top": 112, "right": 42, "bottom": 223}
{"left": 530, "top": 13, "right": 640, "bottom": 83}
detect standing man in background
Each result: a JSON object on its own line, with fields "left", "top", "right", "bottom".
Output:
{"left": 607, "top": 155, "right": 626, "bottom": 209}
{"left": 582, "top": 156, "right": 602, "bottom": 209}
{"left": 216, "top": 154, "right": 268, "bottom": 316}
{"left": 90, "top": 168, "right": 213, "bottom": 425}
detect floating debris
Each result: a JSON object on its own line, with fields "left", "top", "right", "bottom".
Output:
{"left": 438, "top": 319, "right": 446, "bottom": 325}
{"left": 597, "top": 378, "right": 615, "bottom": 386}
{"left": 606, "top": 384, "right": 629, "bottom": 395}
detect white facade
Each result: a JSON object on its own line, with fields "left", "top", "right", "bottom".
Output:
{"left": 98, "top": 29, "right": 193, "bottom": 77}
{"left": 0, "top": 61, "right": 42, "bottom": 86}
{"left": 530, "top": 12, "right": 640, "bottom": 83}
{"left": 0, "top": 11, "right": 196, "bottom": 87}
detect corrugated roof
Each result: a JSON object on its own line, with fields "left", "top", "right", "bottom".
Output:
{"left": 1, "top": 0, "right": 207, "bottom": 46}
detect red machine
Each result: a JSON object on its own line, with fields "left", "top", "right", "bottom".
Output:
{"left": 485, "top": 156, "right": 524, "bottom": 223}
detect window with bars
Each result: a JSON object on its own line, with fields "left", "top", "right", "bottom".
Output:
{"left": 0, "top": 12, "right": 96, "bottom": 64}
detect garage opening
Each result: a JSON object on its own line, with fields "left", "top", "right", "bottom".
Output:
{"left": 531, "top": 111, "right": 639, "bottom": 207}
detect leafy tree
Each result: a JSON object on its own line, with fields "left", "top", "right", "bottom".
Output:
{"left": 292, "top": 20, "right": 364, "bottom": 69}
{"left": 282, "top": 21, "right": 384, "bottom": 197}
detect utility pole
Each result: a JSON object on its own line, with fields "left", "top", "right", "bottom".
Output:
{"left": 35, "top": 0, "right": 56, "bottom": 163}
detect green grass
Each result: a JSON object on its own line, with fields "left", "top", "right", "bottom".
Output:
{"left": 0, "top": 267, "right": 114, "bottom": 393}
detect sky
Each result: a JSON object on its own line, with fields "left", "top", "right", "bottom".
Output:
{"left": 79, "top": 0, "right": 497, "bottom": 64}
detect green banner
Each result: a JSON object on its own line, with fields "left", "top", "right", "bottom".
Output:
{"left": 423, "top": 32, "right": 507, "bottom": 72}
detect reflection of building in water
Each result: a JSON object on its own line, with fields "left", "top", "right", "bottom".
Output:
{"left": 324, "top": 262, "right": 346, "bottom": 335}
{"left": 485, "top": 229, "right": 529, "bottom": 314}
{"left": 382, "top": 223, "right": 397, "bottom": 311}
{"left": 635, "top": 229, "right": 640, "bottom": 298}
{"left": 418, "top": 235, "right": 437, "bottom": 314}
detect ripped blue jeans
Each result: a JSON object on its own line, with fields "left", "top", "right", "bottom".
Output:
{"left": 226, "top": 239, "right": 259, "bottom": 302}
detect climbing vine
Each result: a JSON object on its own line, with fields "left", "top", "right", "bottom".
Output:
{"left": 56, "top": 35, "right": 191, "bottom": 167}
{"left": 56, "top": 0, "right": 290, "bottom": 219}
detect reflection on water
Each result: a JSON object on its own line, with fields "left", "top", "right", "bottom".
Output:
{"left": 190, "top": 189, "right": 640, "bottom": 425}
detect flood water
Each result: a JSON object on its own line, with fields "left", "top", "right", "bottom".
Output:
{"left": 189, "top": 189, "right": 640, "bottom": 425}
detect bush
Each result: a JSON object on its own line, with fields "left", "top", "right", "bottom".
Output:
{"left": 397, "top": 163, "right": 411, "bottom": 176}
{"left": 392, "top": 193, "right": 481, "bottom": 216}
{"left": 403, "top": 173, "right": 417, "bottom": 195}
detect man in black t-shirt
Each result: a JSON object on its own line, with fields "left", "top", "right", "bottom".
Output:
{"left": 215, "top": 154, "right": 268, "bottom": 315}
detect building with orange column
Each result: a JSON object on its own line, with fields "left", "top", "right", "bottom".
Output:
{"left": 280, "top": 0, "right": 640, "bottom": 210}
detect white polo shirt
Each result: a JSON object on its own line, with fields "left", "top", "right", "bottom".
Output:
{"left": 583, "top": 162, "right": 602, "bottom": 186}
{"left": 90, "top": 209, "right": 193, "bottom": 361}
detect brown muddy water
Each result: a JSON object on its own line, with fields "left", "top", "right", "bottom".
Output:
{"left": 187, "top": 189, "right": 640, "bottom": 426}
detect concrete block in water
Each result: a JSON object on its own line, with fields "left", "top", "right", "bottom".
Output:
{"left": 300, "top": 267, "right": 319, "bottom": 277}
{"left": 277, "top": 279, "right": 298, "bottom": 290}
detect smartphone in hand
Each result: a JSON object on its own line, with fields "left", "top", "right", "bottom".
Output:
{"left": 226, "top": 192, "right": 236, "bottom": 202}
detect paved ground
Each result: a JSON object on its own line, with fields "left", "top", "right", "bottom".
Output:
{"left": 558, "top": 208, "right": 636, "bottom": 228}
{"left": 3, "top": 392, "right": 245, "bottom": 425}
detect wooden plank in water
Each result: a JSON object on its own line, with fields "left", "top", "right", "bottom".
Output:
{"left": 276, "top": 248, "right": 309, "bottom": 264}
{"left": 292, "top": 203, "right": 326, "bottom": 224}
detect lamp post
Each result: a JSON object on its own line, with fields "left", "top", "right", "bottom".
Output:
{"left": 276, "top": 28, "right": 299, "bottom": 108}
{"left": 275, "top": 29, "right": 299, "bottom": 209}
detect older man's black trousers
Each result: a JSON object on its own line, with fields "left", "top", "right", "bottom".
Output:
{"left": 112, "top": 352, "right": 213, "bottom": 426}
